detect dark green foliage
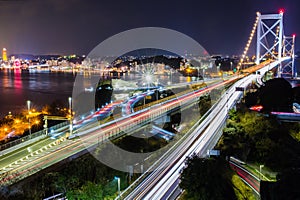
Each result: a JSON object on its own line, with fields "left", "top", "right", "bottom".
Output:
{"left": 66, "top": 181, "right": 104, "bottom": 200}
{"left": 218, "top": 109, "right": 284, "bottom": 163}
{"left": 292, "top": 87, "right": 300, "bottom": 103}
{"left": 198, "top": 94, "right": 212, "bottom": 116}
{"left": 245, "top": 78, "right": 294, "bottom": 112}
{"left": 262, "top": 168, "right": 300, "bottom": 200}
{"left": 244, "top": 92, "right": 258, "bottom": 108}
{"left": 180, "top": 155, "right": 237, "bottom": 200}
{"left": 0, "top": 153, "right": 124, "bottom": 199}
{"left": 273, "top": 168, "right": 300, "bottom": 200}
{"left": 258, "top": 78, "right": 293, "bottom": 112}
{"left": 219, "top": 108, "right": 300, "bottom": 199}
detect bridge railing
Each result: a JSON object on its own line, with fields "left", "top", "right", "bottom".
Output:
{"left": 0, "top": 121, "right": 69, "bottom": 153}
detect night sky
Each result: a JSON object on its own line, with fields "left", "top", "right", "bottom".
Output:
{"left": 0, "top": 0, "right": 299, "bottom": 56}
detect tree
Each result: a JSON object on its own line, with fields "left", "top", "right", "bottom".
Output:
{"left": 273, "top": 168, "right": 300, "bottom": 199}
{"left": 258, "top": 78, "right": 293, "bottom": 112}
{"left": 66, "top": 181, "right": 104, "bottom": 200}
{"left": 292, "top": 87, "right": 300, "bottom": 103}
{"left": 198, "top": 94, "right": 212, "bottom": 116}
{"left": 180, "top": 155, "right": 236, "bottom": 200}
{"left": 218, "top": 109, "right": 250, "bottom": 160}
{"left": 218, "top": 109, "right": 280, "bottom": 163}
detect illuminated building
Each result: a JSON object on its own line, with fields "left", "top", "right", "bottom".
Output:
{"left": 2, "top": 48, "right": 7, "bottom": 61}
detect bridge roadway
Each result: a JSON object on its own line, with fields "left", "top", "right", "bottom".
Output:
{"left": 122, "top": 58, "right": 289, "bottom": 200}
{"left": 0, "top": 58, "right": 288, "bottom": 188}
{"left": 0, "top": 77, "right": 236, "bottom": 186}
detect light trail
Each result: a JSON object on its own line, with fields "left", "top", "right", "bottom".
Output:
{"left": 0, "top": 59, "right": 284, "bottom": 187}
{"left": 123, "top": 60, "right": 282, "bottom": 199}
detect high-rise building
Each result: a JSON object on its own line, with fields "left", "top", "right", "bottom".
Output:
{"left": 2, "top": 48, "right": 7, "bottom": 61}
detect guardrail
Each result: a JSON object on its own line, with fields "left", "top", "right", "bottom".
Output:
{"left": 0, "top": 121, "right": 69, "bottom": 152}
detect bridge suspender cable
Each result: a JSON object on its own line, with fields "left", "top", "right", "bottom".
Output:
{"left": 237, "top": 12, "right": 260, "bottom": 71}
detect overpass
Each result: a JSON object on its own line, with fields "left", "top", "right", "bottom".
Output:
{"left": 0, "top": 73, "right": 240, "bottom": 185}
{"left": 0, "top": 10, "right": 296, "bottom": 199}
{"left": 122, "top": 60, "right": 287, "bottom": 199}
{"left": 0, "top": 58, "right": 277, "bottom": 185}
{"left": 120, "top": 10, "right": 296, "bottom": 199}
{"left": 0, "top": 58, "right": 287, "bottom": 188}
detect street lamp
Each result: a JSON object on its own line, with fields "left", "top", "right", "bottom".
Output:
{"left": 27, "top": 100, "right": 31, "bottom": 138}
{"left": 114, "top": 176, "right": 121, "bottom": 199}
{"left": 259, "top": 164, "right": 264, "bottom": 180}
{"left": 68, "top": 97, "right": 73, "bottom": 136}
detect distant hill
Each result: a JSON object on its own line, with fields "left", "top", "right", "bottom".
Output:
{"left": 114, "top": 55, "right": 182, "bottom": 69}
{"left": 9, "top": 54, "right": 61, "bottom": 60}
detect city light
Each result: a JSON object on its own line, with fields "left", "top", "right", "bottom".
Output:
{"left": 2, "top": 48, "right": 7, "bottom": 61}
{"left": 249, "top": 105, "right": 263, "bottom": 112}
{"left": 0, "top": 5, "right": 298, "bottom": 199}
{"left": 237, "top": 12, "right": 260, "bottom": 69}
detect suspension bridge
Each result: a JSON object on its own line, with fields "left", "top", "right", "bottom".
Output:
{"left": 0, "top": 10, "right": 296, "bottom": 200}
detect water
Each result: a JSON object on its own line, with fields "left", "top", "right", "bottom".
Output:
{"left": 0, "top": 69, "right": 76, "bottom": 118}
{"left": 0, "top": 68, "right": 203, "bottom": 118}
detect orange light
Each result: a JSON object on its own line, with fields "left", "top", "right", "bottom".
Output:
{"left": 186, "top": 68, "right": 192, "bottom": 73}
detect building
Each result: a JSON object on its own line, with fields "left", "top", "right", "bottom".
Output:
{"left": 2, "top": 48, "right": 7, "bottom": 61}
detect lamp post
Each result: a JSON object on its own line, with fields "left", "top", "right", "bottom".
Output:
{"left": 114, "top": 176, "right": 120, "bottom": 199}
{"left": 68, "top": 97, "right": 73, "bottom": 136}
{"left": 27, "top": 100, "right": 31, "bottom": 138}
{"left": 44, "top": 116, "right": 48, "bottom": 135}
{"left": 259, "top": 164, "right": 264, "bottom": 180}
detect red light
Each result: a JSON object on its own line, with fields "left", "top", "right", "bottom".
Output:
{"left": 292, "top": 34, "right": 296, "bottom": 37}
{"left": 279, "top": 8, "right": 284, "bottom": 14}
{"left": 14, "top": 60, "right": 20, "bottom": 66}
{"left": 250, "top": 105, "right": 263, "bottom": 112}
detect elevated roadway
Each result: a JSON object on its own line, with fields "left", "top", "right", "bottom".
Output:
{"left": 0, "top": 58, "right": 288, "bottom": 189}
{"left": 122, "top": 58, "right": 289, "bottom": 199}
{"left": 0, "top": 78, "right": 233, "bottom": 186}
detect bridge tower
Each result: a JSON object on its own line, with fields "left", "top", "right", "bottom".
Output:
{"left": 281, "top": 34, "right": 296, "bottom": 77}
{"left": 255, "top": 11, "right": 284, "bottom": 65}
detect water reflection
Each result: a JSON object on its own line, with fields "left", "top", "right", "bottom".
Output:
{"left": 14, "top": 69, "right": 22, "bottom": 93}
{"left": 0, "top": 69, "right": 76, "bottom": 117}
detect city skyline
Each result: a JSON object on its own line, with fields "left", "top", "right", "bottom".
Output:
{"left": 0, "top": 0, "right": 299, "bottom": 56}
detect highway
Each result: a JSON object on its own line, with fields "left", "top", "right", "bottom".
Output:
{"left": 0, "top": 76, "right": 232, "bottom": 186}
{"left": 122, "top": 58, "right": 289, "bottom": 199}
{"left": 123, "top": 74, "right": 254, "bottom": 199}
{"left": 0, "top": 58, "right": 288, "bottom": 189}
{"left": 229, "top": 161, "right": 260, "bottom": 195}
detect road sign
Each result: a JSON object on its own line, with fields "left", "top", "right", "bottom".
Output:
{"left": 207, "top": 149, "right": 220, "bottom": 156}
